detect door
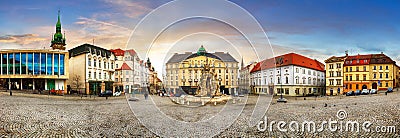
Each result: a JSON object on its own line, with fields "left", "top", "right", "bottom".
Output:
{"left": 372, "top": 83, "right": 377, "bottom": 89}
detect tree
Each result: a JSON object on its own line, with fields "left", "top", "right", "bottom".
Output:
{"left": 70, "top": 74, "right": 82, "bottom": 94}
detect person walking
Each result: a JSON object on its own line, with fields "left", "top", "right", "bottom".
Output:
{"left": 144, "top": 90, "right": 149, "bottom": 100}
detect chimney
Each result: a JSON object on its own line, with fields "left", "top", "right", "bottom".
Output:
{"left": 381, "top": 52, "right": 383, "bottom": 54}
{"left": 345, "top": 50, "right": 348, "bottom": 57}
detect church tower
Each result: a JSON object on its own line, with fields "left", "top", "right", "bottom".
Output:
{"left": 50, "top": 10, "right": 66, "bottom": 50}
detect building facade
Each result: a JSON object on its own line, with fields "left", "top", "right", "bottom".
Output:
{"left": 165, "top": 46, "right": 239, "bottom": 95}
{"left": 0, "top": 10, "right": 69, "bottom": 93}
{"left": 250, "top": 53, "right": 325, "bottom": 96}
{"left": 239, "top": 61, "right": 256, "bottom": 94}
{"left": 325, "top": 54, "right": 347, "bottom": 95}
{"left": 0, "top": 50, "right": 69, "bottom": 93}
{"left": 343, "top": 53, "right": 399, "bottom": 92}
{"left": 68, "top": 44, "right": 115, "bottom": 95}
{"left": 111, "top": 49, "right": 146, "bottom": 94}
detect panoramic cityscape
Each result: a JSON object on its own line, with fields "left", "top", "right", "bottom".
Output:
{"left": 0, "top": 0, "right": 399, "bottom": 137}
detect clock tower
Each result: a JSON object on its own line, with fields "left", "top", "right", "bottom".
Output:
{"left": 50, "top": 10, "right": 66, "bottom": 50}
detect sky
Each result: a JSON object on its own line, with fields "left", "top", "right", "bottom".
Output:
{"left": 1, "top": 0, "right": 400, "bottom": 77}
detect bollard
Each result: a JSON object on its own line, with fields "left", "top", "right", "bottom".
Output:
{"left": 10, "top": 90, "right": 12, "bottom": 96}
{"left": 202, "top": 100, "right": 205, "bottom": 106}
{"left": 214, "top": 101, "right": 217, "bottom": 106}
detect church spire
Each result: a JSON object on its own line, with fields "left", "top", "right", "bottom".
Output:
{"left": 51, "top": 10, "right": 66, "bottom": 50}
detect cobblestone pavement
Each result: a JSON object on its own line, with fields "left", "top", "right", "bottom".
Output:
{"left": 1, "top": 91, "right": 399, "bottom": 137}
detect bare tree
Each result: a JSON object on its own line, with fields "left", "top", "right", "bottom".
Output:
{"left": 70, "top": 74, "right": 82, "bottom": 94}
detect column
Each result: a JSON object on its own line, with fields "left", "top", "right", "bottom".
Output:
{"left": 20, "top": 79, "right": 23, "bottom": 90}
{"left": 33, "top": 78, "right": 35, "bottom": 90}
{"left": 85, "top": 82, "right": 90, "bottom": 95}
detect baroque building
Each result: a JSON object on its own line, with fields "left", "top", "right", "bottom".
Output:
{"left": 250, "top": 53, "right": 325, "bottom": 96}
{"left": 324, "top": 52, "right": 347, "bottom": 95}
{"left": 165, "top": 46, "right": 239, "bottom": 95}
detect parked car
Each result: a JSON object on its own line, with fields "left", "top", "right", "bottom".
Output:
{"left": 113, "top": 91, "right": 121, "bottom": 96}
{"left": 361, "top": 89, "right": 370, "bottom": 95}
{"left": 99, "top": 90, "right": 113, "bottom": 97}
{"left": 345, "top": 91, "right": 354, "bottom": 96}
{"left": 370, "top": 89, "right": 377, "bottom": 94}
{"left": 354, "top": 90, "right": 361, "bottom": 95}
{"left": 387, "top": 87, "right": 393, "bottom": 93}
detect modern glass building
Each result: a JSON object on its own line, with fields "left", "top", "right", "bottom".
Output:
{"left": 0, "top": 49, "right": 69, "bottom": 93}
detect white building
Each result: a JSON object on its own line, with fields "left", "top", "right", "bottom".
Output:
{"left": 68, "top": 44, "right": 116, "bottom": 95}
{"left": 111, "top": 49, "right": 147, "bottom": 94}
{"left": 250, "top": 53, "right": 325, "bottom": 96}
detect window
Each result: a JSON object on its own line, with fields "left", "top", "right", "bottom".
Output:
{"left": 296, "top": 68, "right": 299, "bottom": 73}
{"left": 380, "top": 73, "right": 382, "bottom": 78}
{"left": 116, "top": 64, "right": 119, "bottom": 69}
{"left": 88, "top": 58, "right": 91, "bottom": 66}
{"left": 350, "top": 75, "right": 352, "bottom": 81}
{"left": 15, "top": 53, "right": 21, "bottom": 74}
{"left": 285, "top": 76, "right": 288, "bottom": 84}
{"left": 336, "top": 71, "right": 341, "bottom": 77}
{"left": 345, "top": 67, "right": 348, "bottom": 72}
{"left": 374, "top": 73, "right": 376, "bottom": 78}
{"left": 111, "top": 62, "right": 114, "bottom": 69}
{"left": 99, "top": 72, "right": 101, "bottom": 79}
{"left": 386, "top": 66, "right": 388, "bottom": 70}
{"left": 349, "top": 84, "right": 352, "bottom": 89}
{"left": 337, "top": 63, "right": 341, "bottom": 68}
{"left": 356, "top": 84, "right": 359, "bottom": 89}
{"left": 295, "top": 78, "right": 299, "bottom": 84}
{"left": 356, "top": 67, "right": 359, "bottom": 71}
{"left": 336, "top": 79, "right": 341, "bottom": 85}
{"left": 60, "top": 54, "right": 64, "bottom": 75}
{"left": 350, "top": 67, "right": 352, "bottom": 72}
{"left": 89, "top": 71, "right": 91, "bottom": 78}
{"left": 277, "top": 77, "right": 281, "bottom": 84}
{"left": 386, "top": 73, "right": 388, "bottom": 78}
{"left": 346, "top": 76, "right": 348, "bottom": 81}
{"left": 46, "top": 53, "right": 52, "bottom": 75}
{"left": 126, "top": 78, "right": 129, "bottom": 82}
{"left": 94, "top": 71, "right": 97, "bottom": 79}
{"left": 98, "top": 60, "right": 101, "bottom": 68}
{"left": 363, "top": 66, "right": 366, "bottom": 71}
{"left": 385, "top": 82, "right": 388, "bottom": 87}
{"left": 356, "top": 75, "right": 359, "bottom": 81}
{"left": 329, "top": 79, "right": 334, "bottom": 85}
{"left": 329, "top": 64, "right": 333, "bottom": 69}
{"left": 380, "top": 66, "right": 382, "bottom": 70}
{"left": 285, "top": 88, "right": 289, "bottom": 94}
{"left": 40, "top": 53, "right": 46, "bottom": 75}
{"left": 54, "top": 54, "right": 59, "bottom": 75}
{"left": 363, "top": 75, "right": 366, "bottom": 81}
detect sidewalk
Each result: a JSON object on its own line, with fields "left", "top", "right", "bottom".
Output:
{"left": 0, "top": 91, "right": 126, "bottom": 101}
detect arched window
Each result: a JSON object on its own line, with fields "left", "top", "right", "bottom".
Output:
{"left": 285, "top": 76, "right": 289, "bottom": 84}
{"left": 94, "top": 59, "right": 97, "bottom": 67}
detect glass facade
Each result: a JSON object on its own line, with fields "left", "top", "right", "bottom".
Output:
{"left": 8, "top": 53, "right": 14, "bottom": 74}
{"left": 47, "top": 53, "right": 52, "bottom": 75}
{"left": 2, "top": 54, "right": 7, "bottom": 74}
{"left": 41, "top": 53, "right": 46, "bottom": 74}
{"left": 0, "top": 52, "right": 66, "bottom": 76}
{"left": 54, "top": 54, "right": 59, "bottom": 75}
{"left": 60, "top": 54, "right": 64, "bottom": 75}
{"left": 27, "top": 53, "right": 33, "bottom": 74}
{"left": 21, "top": 53, "right": 26, "bottom": 74}
{"left": 15, "top": 53, "right": 21, "bottom": 74}
{"left": 34, "top": 53, "right": 40, "bottom": 75}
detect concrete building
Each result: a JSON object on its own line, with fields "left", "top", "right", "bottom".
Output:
{"left": 0, "top": 10, "right": 68, "bottom": 94}
{"left": 250, "top": 53, "right": 325, "bottom": 96}
{"left": 68, "top": 44, "right": 115, "bottom": 95}
{"left": 165, "top": 46, "right": 239, "bottom": 95}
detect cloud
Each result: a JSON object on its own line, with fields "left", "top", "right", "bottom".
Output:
{"left": 0, "top": 34, "right": 47, "bottom": 45}
{"left": 103, "top": 0, "right": 152, "bottom": 18}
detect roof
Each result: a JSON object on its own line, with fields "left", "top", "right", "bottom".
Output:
{"left": 325, "top": 56, "right": 346, "bottom": 63}
{"left": 126, "top": 49, "right": 136, "bottom": 56}
{"left": 115, "top": 63, "right": 132, "bottom": 70}
{"left": 343, "top": 53, "right": 396, "bottom": 66}
{"left": 250, "top": 53, "right": 325, "bottom": 73}
{"left": 110, "top": 48, "right": 125, "bottom": 56}
{"left": 167, "top": 52, "right": 238, "bottom": 63}
{"left": 68, "top": 43, "right": 113, "bottom": 58}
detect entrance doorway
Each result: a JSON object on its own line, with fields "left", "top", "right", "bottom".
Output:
{"left": 372, "top": 83, "right": 377, "bottom": 89}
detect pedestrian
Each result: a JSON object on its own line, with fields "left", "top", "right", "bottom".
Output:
{"left": 144, "top": 91, "right": 149, "bottom": 100}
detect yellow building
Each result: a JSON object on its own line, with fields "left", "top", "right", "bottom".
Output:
{"left": 325, "top": 55, "right": 346, "bottom": 95}
{"left": 343, "top": 53, "right": 399, "bottom": 92}
{"left": 165, "top": 46, "right": 239, "bottom": 95}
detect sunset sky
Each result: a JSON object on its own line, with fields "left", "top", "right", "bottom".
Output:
{"left": 1, "top": 0, "right": 400, "bottom": 76}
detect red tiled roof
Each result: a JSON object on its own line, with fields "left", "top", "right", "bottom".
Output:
{"left": 250, "top": 53, "right": 325, "bottom": 73}
{"left": 126, "top": 49, "right": 136, "bottom": 56}
{"left": 110, "top": 48, "right": 125, "bottom": 56}
{"left": 115, "top": 63, "right": 132, "bottom": 70}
